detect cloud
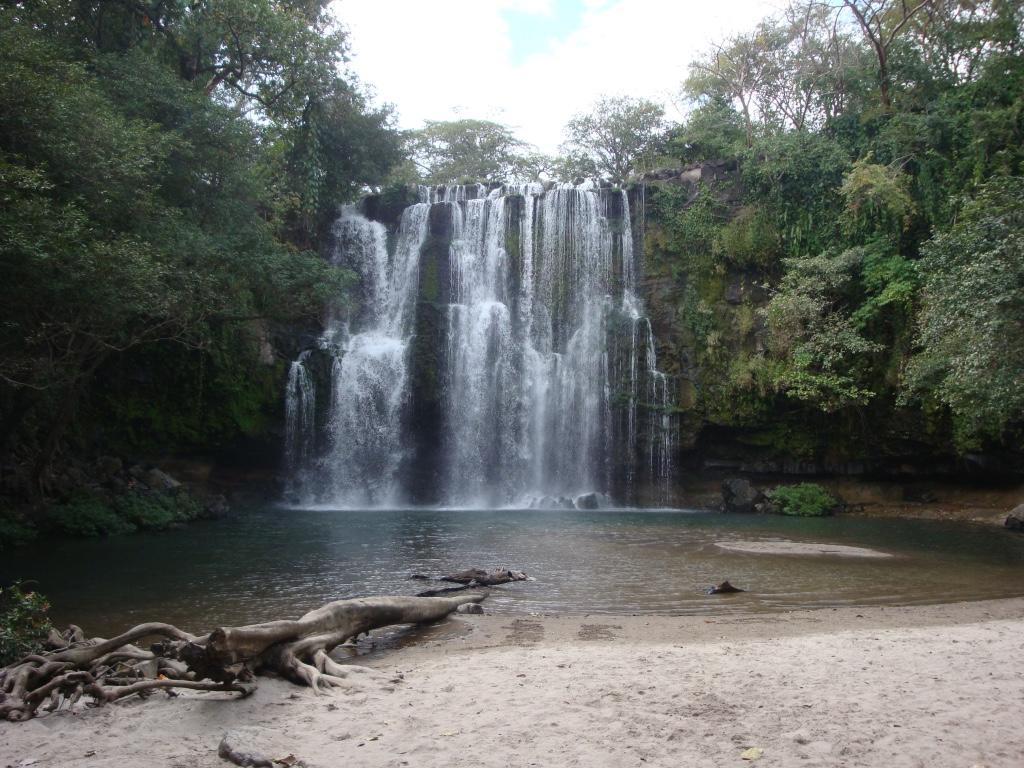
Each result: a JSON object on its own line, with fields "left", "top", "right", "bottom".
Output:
{"left": 333, "top": 0, "right": 774, "bottom": 153}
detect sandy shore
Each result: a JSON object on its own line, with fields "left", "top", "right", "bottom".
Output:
{"left": 3, "top": 598, "right": 1023, "bottom": 768}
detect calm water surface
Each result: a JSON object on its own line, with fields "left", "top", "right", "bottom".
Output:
{"left": 4, "top": 507, "right": 1024, "bottom": 635}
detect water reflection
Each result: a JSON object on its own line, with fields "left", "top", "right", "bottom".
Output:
{"left": 3, "top": 507, "right": 1023, "bottom": 635}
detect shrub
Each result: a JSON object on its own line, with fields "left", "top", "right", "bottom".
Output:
{"left": 0, "top": 512, "right": 37, "bottom": 550}
{"left": 0, "top": 582, "right": 53, "bottom": 666}
{"left": 114, "top": 492, "right": 202, "bottom": 530}
{"left": 767, "top": 483, "right": 837, "bottom": 516}
{"left": 716, "top": 205, "right": 782, "bottom": 268}
{"left": 46, "top": 494, "right": 135, "bottom": 537}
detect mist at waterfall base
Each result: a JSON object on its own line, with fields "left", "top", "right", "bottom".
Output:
{"left": 285, "top": 182, "right": 676, "bottom": 509}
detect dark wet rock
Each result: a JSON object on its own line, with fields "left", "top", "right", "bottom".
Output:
{"left": 530, "top": 495, "right": 575, "bottom": 509}
{"left": 218, "top": 728, "right": 276, "bottom": 768}
{"left": 408, "top": 573, "right": 431, "bottom": 580}
{"left": 902, "top": 486, "right": 938, "bottom": 503}
{"left": 143, "top": 468, "right": 181, "bottom": 491}
{"left": 204, "top": 494, "right": 231, "bottom": 518}
{"left": 721, "top": 477, "right": 763, "bottom": 513}
{"left": 574, "top": 492, "right": 602, "bottom": 510}
{"left": 724, "top": 278, "right": 744, "bottom": 305}
{"left": 1005, "top": 504, "right": 1024, "bottom": 531}
{"left": 94, "top": 455, "right": 122, "bottom": 480}
{"left": 707, "top": 580, "right": 745, "bottom": 595}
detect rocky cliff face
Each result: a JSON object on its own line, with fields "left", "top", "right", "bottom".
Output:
{"left": 631, "top": 164, "right": 1024, "bottom": 496}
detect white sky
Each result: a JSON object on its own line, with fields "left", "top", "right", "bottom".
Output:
{"left": 332, "top": 0, "right": 778, "bottom": 153}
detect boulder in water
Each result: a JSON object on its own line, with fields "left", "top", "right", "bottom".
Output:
{"left": 1005, "top": 503, "right": 1024, "bottom": 531}
{"left": 574, "top": 492, "right": 602, "bottom": 510}
{"left": 722, "top": 477, "right": 762, "bottom": 513}
{"left": 707, "top": 580, "right": 745, "bottom": 595}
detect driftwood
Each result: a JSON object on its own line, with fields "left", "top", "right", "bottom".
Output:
{"left": 0, "top": 593, "right": 484, "bottom": 721}
{"left": 416, "top": 567, "right": 529, "bottom": 597}
{"left": 408, "top": 567, "right": 530, "bottom": 597}
{"left": 441, "top": 567, "right": 528, "bottom": 586}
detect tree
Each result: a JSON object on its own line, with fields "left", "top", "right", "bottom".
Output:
{"left": 904, "top": 176, "right": 1024, "bottom": 447}
{"left": 409, "top": 119, "right": 541, "bottom": 184}
{"left": 762, "top": 248, "right": 881, "bottom": 411}
{"left": 684, "top": 4, "right": 871, "bottom": 140}
{"left": 685, "top": 33, "right": 768, "bottom": 146}
{"left": 559, "top": 96, "right": 667, "bottom": 181}
{"left": 840, "top": 0, "right": 935, "bottom": 108}
{"left": 0, "top": 4, "right": 398, "bottom": 496}
{"left": 669, "top": 97, "right": 748, "bottom": 164}
{"left": 0, "top": 592, "right": 485, "bottom": 720}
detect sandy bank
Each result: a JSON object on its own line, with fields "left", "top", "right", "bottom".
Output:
{"left": 2, "top": 598, "right": 1023, "bottom": 768}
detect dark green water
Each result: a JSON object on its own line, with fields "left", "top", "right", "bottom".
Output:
{"left": 4, "top": 508, "right": 1024, "bottom": 636}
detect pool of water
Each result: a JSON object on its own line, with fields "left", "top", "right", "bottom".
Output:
{"left": 4, "top": 507, "right": 1024, "bottom": 635}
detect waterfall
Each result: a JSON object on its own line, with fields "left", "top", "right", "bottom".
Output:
{"left": 285, "top": 183, "right": 677, "bottom": 508}
{"left": 284, "top": 350, "right": 315, "bottom": 495}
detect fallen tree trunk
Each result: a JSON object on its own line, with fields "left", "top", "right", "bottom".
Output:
{"left": 440, "top": 567, "right": 528, "bottom": 586}
{"left": 0, "top": 593, "right": 484, "bottom": 721}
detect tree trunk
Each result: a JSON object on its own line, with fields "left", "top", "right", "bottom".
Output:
{"left": 1, "top": 593, "right": 486, "bottom": 720}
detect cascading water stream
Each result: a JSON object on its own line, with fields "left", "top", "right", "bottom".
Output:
{"left": 285, "top": 183, "right": 677, "bottom": 508}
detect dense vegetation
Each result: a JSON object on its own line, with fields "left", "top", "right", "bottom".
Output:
{"left": 0, "top": 582, "right": 52, "bottom": 666}
{"left": 0, "top": 1, "right": 403, "bottom": 526}
{"left": 1, "top": 0, "right": 1021, "bottom": 544}
{"left": 646, "top": 0, "right": 1024, "bottom": 466}
{"left": 767, "top": 483, "right": 838, "bottom": 516}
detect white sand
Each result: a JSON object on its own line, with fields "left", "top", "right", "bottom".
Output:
{"left": 2, "top": 598, "right": 1023, "bottom": 768}
{"left": 714, "top": 539, "right": 894, "bottom": 558}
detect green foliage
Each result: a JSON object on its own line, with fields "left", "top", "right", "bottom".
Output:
{"left": 716, "top": 205, "right": 783, "bottom": 268}
{"left": 47, "top": 494, "right": 136, "bottom": 537}
{"left": 0, "top": 583, "right": 53, "bottom": 667}
{"left": 652, "top": 0, "right": 1024, "bottom": 461}
{"left": 904, "top": 176, "right": 1024, "bottom": 447}
{"left": 670, "top": 98, "right": 747, "bottom": 164}
{"left": 763, "top": 248, "right": 881, "bottom": 411}
{"left": 0, "top": 2, "right": 399, "bottom": 487}
{"left": 0, "top": 512, "right": 36, "bottom": 551}
{"left": 559, "top": 96, "right": 668, "bottom": 181}
{"left": 741, "top": 131, "right": 851, "bottom": 256}
{"left": 46, "top": 490, "right": 202, "bottom": 537}
{"left": 767, "top": 483, "right": 837, "bottom": 516}
{"left": 850, "top": 243, "right": 917, "bottom": 331}
{"left": 409, "top": 119, "right": 541, "bottom": 184}
{"left": 840, "top": 159, "right": 916, "bottom": 241}
{"left": 114, "top": 492, "right": 202, "bottom": 530}
{"left": 654, "top": 186, "right": 728, "bottom": 275}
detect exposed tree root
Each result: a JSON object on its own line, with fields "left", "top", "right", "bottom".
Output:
{"left": 0, "top": 593, "right": 484, "bottom": 720}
